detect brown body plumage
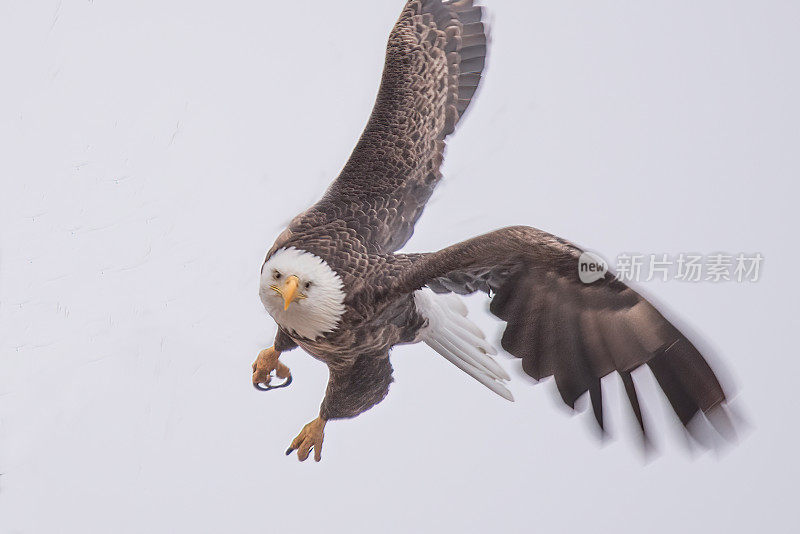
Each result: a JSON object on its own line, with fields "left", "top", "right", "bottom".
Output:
{"left": 255, "top": 0, "right": 730, "bottom": 461}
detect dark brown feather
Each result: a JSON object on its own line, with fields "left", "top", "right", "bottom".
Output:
{"left": 387, "top": 226, "right": 729, "bottom": 439}
{"left": 276, "top": 0, "right": 488, "bottom": 257}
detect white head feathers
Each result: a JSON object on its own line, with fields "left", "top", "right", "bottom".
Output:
{"left": 259, "top": 247, "right": 346, "bottom": 340}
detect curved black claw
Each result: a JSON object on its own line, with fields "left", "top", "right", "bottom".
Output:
{"left": 285, "top": 444, "right": 314, "bottom": 456}
{"left": 253, "top": 374, "right": 293, "bottom": 392}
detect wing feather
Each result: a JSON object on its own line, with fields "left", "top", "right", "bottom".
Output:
{"left": 386, "top": 226, "right": 730, "bottom": 440}
{"left": 286, "top": 1, "right": 489, "bottom": 254}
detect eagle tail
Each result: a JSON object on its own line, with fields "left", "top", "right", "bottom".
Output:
{"left": 414, "top": 288, "right": 513, "bottom": 401}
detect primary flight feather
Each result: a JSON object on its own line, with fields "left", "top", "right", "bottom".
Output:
{"left": 252, "top": 0, "right": 729, "bottom": 462}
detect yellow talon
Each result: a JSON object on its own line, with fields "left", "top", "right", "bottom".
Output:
{"left": 252, "top": 346, "right": 291, "bottom": 390}
{"left": 286, "top": 417, "right": 327, "bottom": 462}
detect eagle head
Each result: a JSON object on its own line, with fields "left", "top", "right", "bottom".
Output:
{"left": 259, "top": 247, "right": 346, "bottom": 340}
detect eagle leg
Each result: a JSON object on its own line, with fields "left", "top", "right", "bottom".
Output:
{"left": 285, "top": 417, "right": 327, "bottom": 462}
{"left": 252, "top": 346, "right": 292, "bottom": 391}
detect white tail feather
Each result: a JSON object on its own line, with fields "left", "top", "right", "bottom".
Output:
{"left": 441, "top": 299, "right": 488, "bottom": 340}
{"left": 440, "top": 325, "right": 509, "bottom": 380}
{"left": 426, "top": 339, "right": 514, "bottom": 401}
{"left": 414, "top": 288, "right": 513, "bottom": 401}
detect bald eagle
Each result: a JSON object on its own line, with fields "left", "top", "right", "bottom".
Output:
{"left": 252, "top": 0, "right": 729, "bottom": 462}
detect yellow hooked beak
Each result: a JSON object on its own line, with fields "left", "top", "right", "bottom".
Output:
{"left": 271, "top": 275, "right": 304, "bottom": 310}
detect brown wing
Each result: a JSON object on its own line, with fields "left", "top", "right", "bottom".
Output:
{"left": 388, "top": 226, "right": 729, "bottom": 438}
{"left": 289, "top": 0, "right": 488, "bottom": 254}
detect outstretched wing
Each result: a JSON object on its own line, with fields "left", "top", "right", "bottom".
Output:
{"left": 295, "top": 0, "right": 488, "bottom": 253}
{"left": 389, "top": 226, "right": 729, "bottom": 438}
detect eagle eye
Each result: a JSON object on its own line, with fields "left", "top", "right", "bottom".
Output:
{"left": 273, "top": 270, "right": 282, "bottom": 280}
{"left": 304, "top": 281, "right": 312, "bottom": 289}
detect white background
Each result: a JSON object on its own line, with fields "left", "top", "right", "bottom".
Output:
{"left": 1, "top": 1, "right": 798, "bottom": 532}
